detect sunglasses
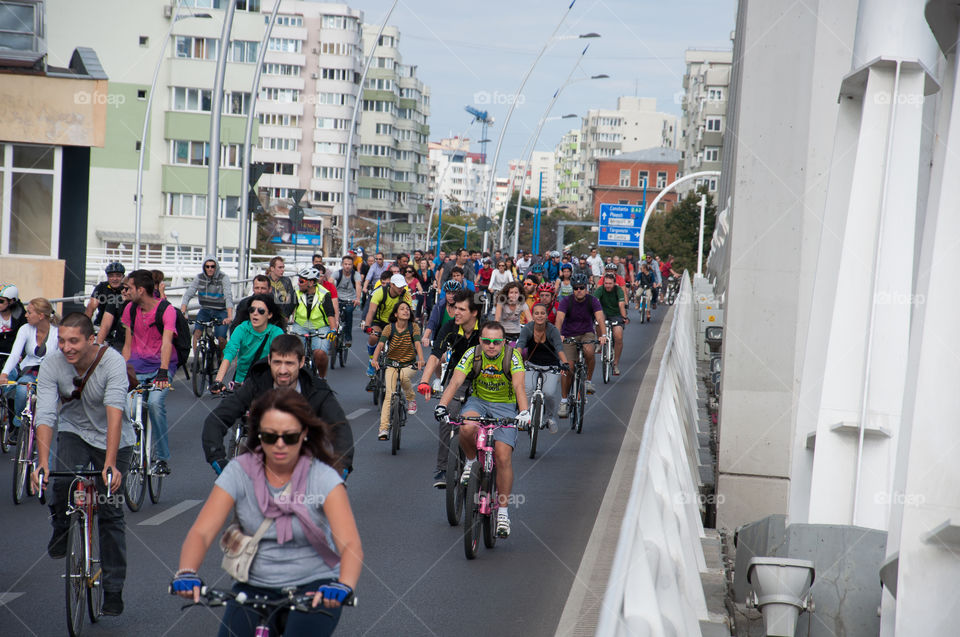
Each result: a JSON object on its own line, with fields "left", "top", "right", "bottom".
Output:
{"left": 572, "top": 285, "right": 587, "bottom": 291}
{"left": 258, "top": 430, "right": 303, "bottom": 445}
{"left": 204, "top": 264, "right": 216, "bottom": 270}
{"left": 66, "top": 375, "right": 83, "bottom": 401}
{"left": 480, "top": 337, "right": 504, "bottom": 345}
{"left": 249, "top": 307, "right": 267, "bottom": 315}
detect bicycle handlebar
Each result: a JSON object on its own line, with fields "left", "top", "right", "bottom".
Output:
{"left": 193, "top": 319, "right": 224, "bottom": 327}
{"left": 181, "top": 586, "right": 356, "bottom": 612}
{"left": 37, "top": 467, "right": 111, "bottom": 505}
{"left": 562, "top": 337, "right": 601, "bottom": 345}
{"left": 448, "top": 416, "right": 517, "bottom": 427}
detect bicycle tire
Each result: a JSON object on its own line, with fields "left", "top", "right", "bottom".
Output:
{"left": 640, "top": 298, "right": 647, "bottom": 324}
{"left": 191, "top": 347, "right": 206, "bottom": 397}
{"left": 146, "top": 417, "right": 163, "bottom": 504}
{"left": 207, "top": 345, "right": 221, "bottom": 389}
{"left": 482, "top": 466, "right": 498, "bottom": 549}
{"left": 390, "top": 398, "right": 402, "bottom": 456}
{"left": 602, "top": 341, "right": 612, "bottom": 384}
{"left": 87, "top": 514, "right": 102, "bottom": 623}
{"left": 124, "top": 426, "right": 145, "bottom": 512}
{"left": 65, "top": 515, "right": 87, "bottom": 637}
{"left": 329, "top": 339, "right": 338, "bottom": 370}
{"left": 445, "top": 432, "right": 465, "bottom": 526}
{"left": 0, "top": 405, "right": 11, "bottom": 453}
{"left": 338, "top": 342, "right": 347, "bottom": 368}
{"left": 575, "top": 375, "right": 586, "bottom": 434}
{"left": 529, "top": 395, "right": 542, "bottom": 459}
{"left": 463, "top": 464, "right": 481, "bottom": 559}
{"left": 11, "top": 425, "right": 29, "bottom": 504}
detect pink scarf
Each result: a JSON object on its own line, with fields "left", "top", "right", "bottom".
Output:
{"left": 235, "top": 453, "right": 340, "bottom": 569}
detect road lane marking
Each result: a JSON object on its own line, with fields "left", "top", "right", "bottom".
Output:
{"left": 138, "top": 499, "right": 202, "bottom": 526}
{"left": 347, "top": 408, "right": 369, "bottom": 420}
{"left": 0, "top": 593, "right": 23, "bottom": 606}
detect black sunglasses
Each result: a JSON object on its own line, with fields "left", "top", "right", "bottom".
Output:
{"left": 572, "top": 285, "right": 587, "bottom": 291}
{"left": 249, "top": 307, "right": 267, "bottom": 315}
{"left": 258, "top": 430, "right": 303, "bottom": 445}
{"left": 204, "top": 264, "right": 216, "bottom": 269}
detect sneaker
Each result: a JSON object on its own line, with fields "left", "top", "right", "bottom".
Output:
{"left": 345, "top": 340, "right": 352, "bottom": 347}
{"left": 365, "top": 378, "right": 376, "bottom": 392}
{"left": 613, "top": 364, "right": 621, "bottom": 376}
{"left": 378, "top": 430, "right": 389, "bottom": 441}
{"left": 496, "top": 512, "right": 511, "bottom": 538}
{"left": 547, "top": 419, "right": 558, "bottom": 434}
{"left": 47, "top": 530, "right": 68, "bottom": 559}
{"left": 102, "top": 591, "right": 124, "bottom": 616}
{"left": 586, "top": 381, "right": 596, "bottom": 395}
{"left": 557, "top": 401, "right": 570, "bottom": 419}
{"left": 407, "top": 401, "right": 417, "bottom": 415}
{"left": 366, "top": 362, "right": 376, "bottom": 376}
{"left": 432, "top": 470, "right": 446, "bottom": 489}
{"left": 460, "top": 461, "right": 475, "bottom": 486}
{"left": 153, "top": 460, "right": 170, "bottom": 476}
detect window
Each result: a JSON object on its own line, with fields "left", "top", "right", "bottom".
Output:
{"left": 272, "top": 15, "right": 302, "bottom": 27}
{"left": 319, "top": 41, "right": 355, "bottom": 56}
{"left": 375, "top": 123, "right": 393, "bottom": 135}
{"left": 235, "top": 0, "right": 260, "bottom": 11}
{"left": 321, "top": 15, "right": 349, "bottom": 29}
{"left": 230, "top": 40, "right": 259, "bottom": 63}
{"left": 262, "top": 162, "right": 296, "bottom": 175}
{"left": 618, "top": 169, "right": 630, "bottom": 187}
{"left": 259, "top": 137, "right": 299, "bottom": 152}
{"left": 260, "top": 113, "right": 300, "bottom": 127}
{"left": 314, "top": 141, "right": 346, "bottom": 154}
{"left": 656, "top": 171, "right": 667, "bottom": 188}
{"left": 618, "top": 199, "right": 628, "bottom": 205}
{"left": 316, "top": 117, "right": 348, "bottom": 130}
{"left": 260, "top": 87, "right": 299, "bottom": 103}
{"left": 657, "top": 201, "right": 666, "bottom": 211}
{"left": 365, "top": 78, "right": 394, "bottom": 91}
{"left": 707, "top": 87, "right": 723, "bottom": 101}
{"left": 0, "top": 1, "right": 40, "bottom": 54}
{"left": 706, "top": 117, "right": 722, "bottom": 132}
{"left": 319, "top": 67, "right": 352, "bottom": 81}
{"left": 377, "top": 34, "right": 396, "bottom": 47}
{"left": 175, "top": 36, "right": 218, "bottom": 60}
{"left": 2, "top": 144, "right": 60, "bottom": 256}
{"left": 637, "top": 170, "right": 648, "bottom": 188}
{"left": 314, "top": 166, "right": 344, "bottom": 179}
{"left": 268, "top": 37, "right": 302, "bottom": 53}
{"left": 312, "top": 191, "right": 342, "bottom": 202}
{"left": 225, "top": 91, "right": 252, "bottom": 115}
{"left": 263, "top": 63, "right": 301, "bottom": 76}
{"left": 171, "top": 87, "right": 249, "bottom": 114}
{"left": 362, "top": 100, "right": 396, "bottom": 114}
{"left": 704, "top": 146, "right": 720, "bottom": 162}
{"left": 317, "top": 92, "right": 354, "bottom": 106}
{"left": 139, "top": 36, "right": 148, "bottom": 46}
{"left": 372, "top": 56, "right": 394, "bottom": 69}
{"left": 172, "top": 140, "right": 209, "bottom": 166}
{"left": 167, "top": 193, "right": 207, "bottom": 217}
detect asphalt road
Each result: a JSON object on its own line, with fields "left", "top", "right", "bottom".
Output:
{"left": 0, "top": 306, "right": 664, "bottom": 637}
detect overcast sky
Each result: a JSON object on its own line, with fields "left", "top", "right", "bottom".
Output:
{"left": 355, "top": 0, "right": 737, "bottom": 176}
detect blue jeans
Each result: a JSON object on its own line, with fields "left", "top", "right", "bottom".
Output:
{"left": 135, "top": 372, "right": 170, "bottom": 461}
{"left": 339, "top": 302, "right": 355, "bottom": 344}
{"left": 289, "top": 323, "right": 332, "bottom": 355}
{"left": 219, "top": 579, "right": 343, "bottom": 637}
{"left": 195, "top": 307, "right": 228, "bottom": 339}
{"left": 3, "top": 368, "right": 37, "bottom": 428}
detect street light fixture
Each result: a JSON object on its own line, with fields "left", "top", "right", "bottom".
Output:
{"left": 133, "top": 4, "right": 211, "bottom": 269}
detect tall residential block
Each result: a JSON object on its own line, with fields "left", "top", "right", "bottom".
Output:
{"left": 679, "top": 49, "right": 732, "bottom": 194}
{"left": 427, "top": 137, "right": 490, "bottom": 216}
{"left": 555, "top": 128, "right": 582, "bottom": 209}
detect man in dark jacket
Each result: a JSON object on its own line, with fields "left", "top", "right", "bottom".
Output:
{"left": 201, "top": 334, "right": 354, "bottom": 477}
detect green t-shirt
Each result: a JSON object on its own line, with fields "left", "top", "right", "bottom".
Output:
{"left": 592, "top": 285, "right": 625, "bottom": 318}
{"left": 223, "top": 321, "right": 284, "bottom": 383}
{"left": 454, "top": 345, "right": 525, "bottom": 403}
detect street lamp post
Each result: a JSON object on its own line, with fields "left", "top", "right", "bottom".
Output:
{"left": 238, "top": 0, "right": 281, "bottom": 281}
{"left": 342, "top": 0, "right": 400, "bottom": 253}
{"left": 133, "top": 2, "right": 210, "bottom": 269}
{"left": 478, "top": 2, "right": 589, "bottom": 252}
{"left": 205, "top": 0, "right": 238, "bottom": 259}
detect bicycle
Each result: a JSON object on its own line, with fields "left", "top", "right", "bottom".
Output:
{"left": 450, "top": 415, "right": 517, "bottom": 559}
{"left": 7, "top": 380, "right": 38, "bottom": 504}
{"left": 365, "top": 327, "right": 388, "bottom": 406}
{"left": 123, "top": 383, "right": 162, "bottom": 512}
{"left": 177, "top": 586, "right": 355, "bottom": 637}
{"left": 39, "top": 466, "right": 114, "bottom": 637}
{"left": 212, "top": 385, "right": 249, "bottom": 461}
{"left": 0, "top": 379, "right": 14, "bottom": 454}
{"left": 563, "top": 337, "right": 599, "bottom": 434}
{"left": 635, "top": 285, "right": 652, "bottom": 323}
{"left": 383, "top": 360, "right": 416, "bottom": 456}
{"left": 291, "top": 327, "right": 333, "bottom": 376}
{"left": 328, "top": 307, "right": 349, "bottom": 370}
{"left": 192, "top": 318, "right": 223, "bottom": 397}
{"left": 663, "top": 276, "right": 679, "bottom": 305}
{"left": 524, "top": 364, "right": 563, "bottom": 459}
{"left": 444, "top": 419, "right": 466, "bottom": 526}
{"left": 601, "top": 320, "right": 615, "bottom": 384}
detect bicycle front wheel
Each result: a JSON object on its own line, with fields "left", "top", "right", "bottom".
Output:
{"left": 65, "top": 515, "right": 87, "bottom": 637}
{"left": 146, "top": 419, "right": 163, "bottom": 504}
{"left": 191, "top": 348, "right": 207, "bottom": 397}
{"left": 463, "top": 464, "right": 481, "bottom": 559}
{"left": 603, "top": 343, "right": 612, "bottom": 384}
{"left": 575, "top": 376, "right": 586, "bottom": 434}
{"left": 0, "top": 406, "right": 11, "bottom": 454}
{"left": 339, "top": 342, "right": 348, "bottom": 367}
{"left": 11, "top": 425, "right": 30, "bottom": 504}
{"left": 445, "top": 433, "right": 465, "bottom": 526}
{"left": 124, "top": 429, "right": 145, "bottom": 512}
{"left": 390, "top": 398, "right": 402, "bottom": 456}
{"left": 529, "top": 395, "right": 542, "bottom": 459}
{"left": 87, "top": 514, "right": 102, "bottom": 623}
{"left": 482, "top": 466, "right": 498, "bottom": 549}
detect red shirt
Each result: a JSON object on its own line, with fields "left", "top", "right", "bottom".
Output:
{"left": 478, "top": 267, "right": 493, "bottom": 287}
{"left": 321, "top": 280, "right": 338, "bottom": 299}
{"left": 660, "top": 260, "right": 673, "bottom": 279}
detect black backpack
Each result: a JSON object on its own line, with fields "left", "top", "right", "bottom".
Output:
{"left": 130, "top": 299, "right": 192, "bottom": 378}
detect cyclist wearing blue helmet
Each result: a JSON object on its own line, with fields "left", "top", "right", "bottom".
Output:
{"left": 421, "top": 279, "right": 462, "bottom": 348}
{"left": 86, "top": 262, "right": 127, "bottom": 350}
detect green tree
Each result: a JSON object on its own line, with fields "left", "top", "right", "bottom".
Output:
{"left": 644, "top": 186, "right": 716, "bottom": 273}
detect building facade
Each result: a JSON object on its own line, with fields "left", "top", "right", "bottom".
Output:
{"left": 679, "top": 49, "right": 732, "bottom": 194}
{"left": 427, "top": 137, "right": 490, "bottom": 215}
{"left": 555, "top": 127, "right": 582, "bottom": 208}
{"left": 589, "top": 148, "right": 682, "bottom": 220}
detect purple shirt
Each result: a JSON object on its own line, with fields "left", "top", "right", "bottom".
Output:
{"left": 122, "top": 302, "right": 179, "bottom": 375}
{"left": 557, "top": 294, "right": 602, "bottom": 337}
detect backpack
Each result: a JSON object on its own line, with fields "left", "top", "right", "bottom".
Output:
{"left": 466, "top": 344, "right": 515, "bottom": 385}
{"left": 129, "top": 299, "right": 192, "bottom": 379}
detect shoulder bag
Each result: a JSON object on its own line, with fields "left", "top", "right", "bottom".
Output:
{"left": 219, "top": 482, "right": 291, "bottom": 582}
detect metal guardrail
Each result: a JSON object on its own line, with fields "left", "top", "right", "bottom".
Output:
{"left": 596, "top": 272, "right": 711, "bottom": 636}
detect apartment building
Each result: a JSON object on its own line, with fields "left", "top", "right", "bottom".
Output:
{"left": 355, "top": 24, "right": 430, "bottom": 255}
{"left": 427, "top": 137, "right": 491, "bottom": 215}
{"left": 679, "top": 49, "right": 732, "bottom": 194}
{"left": 555, "top": 128, "right": 582, "bottom": 208}
{"left": 589, "top": 148, "right": 682, "bottom": 219}
{"left": 578, "top": 96, "right": 678, "bottom": 216}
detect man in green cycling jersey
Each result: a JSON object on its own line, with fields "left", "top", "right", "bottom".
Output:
{"left": 593, "top": 272, "right": 629, "bottom": 375}
{"left": 434, "top": 321, "right": 530, "bottom": 539}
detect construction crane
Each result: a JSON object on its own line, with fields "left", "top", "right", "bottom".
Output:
{"left": 465, "top": 105, "right": 494, "bottom": 164}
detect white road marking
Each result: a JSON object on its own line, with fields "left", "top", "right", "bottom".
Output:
{"left": 0, "top": 593, "right": 23, "bottom": 606}
{"left": 138, "top": 499, "right": 203, "bottom": 526}
{"left": 346, "top": 408, "right": 370, "bottom": 420}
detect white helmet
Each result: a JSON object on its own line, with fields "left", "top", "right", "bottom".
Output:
{"left": 297, "top": 267, "right": 321, "bottom": 281}
{"left": 0, "top": 284, "right": 19, "bottom": 300}
{"left": 390, "top": 273, "right": 407, "bottom": 288}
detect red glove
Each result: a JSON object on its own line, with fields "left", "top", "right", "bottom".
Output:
{"left": 417, "top": 383, "right": 432, "bottom": 398}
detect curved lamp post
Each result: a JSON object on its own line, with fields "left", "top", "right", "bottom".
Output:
{"left": 133, "top": 2, "right": 210, "bottom": 269}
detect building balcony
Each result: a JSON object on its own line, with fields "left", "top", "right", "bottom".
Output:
{"left": 164, "top": 111, "right": 250, "bottom": 144}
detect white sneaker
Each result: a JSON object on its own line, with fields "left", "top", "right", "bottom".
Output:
{"left": 496, "top": 511, "right": 511, "bottom": 538}
{"left": 586, "top": 380, "right": 596, "bottom": 395}
{"left": 557, "top": 401, "right": 570, "bottom": 418}
{"left": 547, "top": 418, "right": 558, "bottom": 434}
{"left": 460, "top": 460, "right": 475, "bottom": 486}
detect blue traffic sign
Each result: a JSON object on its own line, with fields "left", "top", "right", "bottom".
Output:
{"left": 598, "top": 204, "right": 645, "bottom": 247}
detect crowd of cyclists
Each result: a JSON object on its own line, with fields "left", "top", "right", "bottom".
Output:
{"left": 0, "top": 244, "right": 679, "bottom": 636}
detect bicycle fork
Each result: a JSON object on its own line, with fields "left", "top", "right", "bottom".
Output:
{"left": 476, "top": 429, "right": 495, "bottom": 516}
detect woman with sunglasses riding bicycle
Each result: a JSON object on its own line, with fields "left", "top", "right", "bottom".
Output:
{"left": 173, "top": 388, "right": 362, "bottom": 637}
{"left": 212, "top": 294, "right": 286, "bottom": 392}
{"left": 0, "top": 297, "right": 58, "bottom": 435}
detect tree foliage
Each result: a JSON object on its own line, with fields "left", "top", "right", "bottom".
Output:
{"left": 644, "top": 187, "right": 716, "bottom": 273}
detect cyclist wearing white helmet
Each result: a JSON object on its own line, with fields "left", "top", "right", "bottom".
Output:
{"left": 290, "top": 267, "right": 338, "bottom": 378}
{"left": 0, "top": 284, "right": 27, "bottom": 374}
